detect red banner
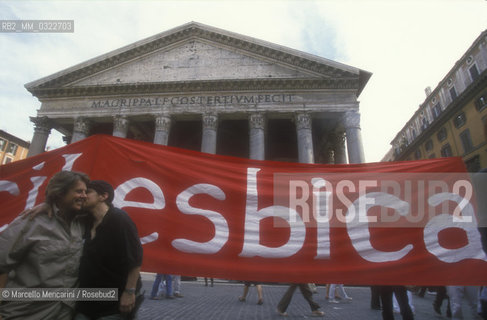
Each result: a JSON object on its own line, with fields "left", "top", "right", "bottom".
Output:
{"left": 1, "top": 135, "right": 486, "bottom": 285}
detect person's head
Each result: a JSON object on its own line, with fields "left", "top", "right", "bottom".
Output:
{"left": 84, "top": 180, "right": 114, "bottom": 209}
{"left": 45, "top": 171, "right": 90, "bottom": 214}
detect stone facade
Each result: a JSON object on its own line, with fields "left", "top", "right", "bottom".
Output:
{"left": 25, "top": 22, "right": 371, "bottom": 164}
{"left": 387, "top": 29, "right": 487, "bottom": 172}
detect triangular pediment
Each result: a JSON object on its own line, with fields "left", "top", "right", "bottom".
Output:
{"left": 25, "top": 22, "right": 371, "bottom": 96}
{"left": 70, "top": 39, "right": 319, "bottom": 86}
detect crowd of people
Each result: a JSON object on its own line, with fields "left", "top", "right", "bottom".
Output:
{"left": 146, "top": 278, "right": 487, "bottom": 319}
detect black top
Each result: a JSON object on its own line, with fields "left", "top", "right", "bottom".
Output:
{"left": 76, "top": 206, "right": 143, "bottom": 318}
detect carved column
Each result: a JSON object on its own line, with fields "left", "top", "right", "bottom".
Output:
{"left": 113, "top": 115, "right": 129, "bottom": 138}
{"left": 295, "top": 112, "right": 314, "bottom": 164}
{"left": 71, "top": 117, "right": 91, "bottom": 143}
{"left": 249, "top": 112, "right": 265, "bottom": 160}
{"left": 344, "top": 111, "right": 365, "bottom": 164}
{"left": 153, "top": 115, "right": 171, "bottom": 146}
{"left": 201, "top": 112, "right": 218, "bottom": 154}
{"left": 27, "top": 116, "right": 52, "bottom": 157}
{"left": 333, "top": 131, "right": 347, "bottom": 164}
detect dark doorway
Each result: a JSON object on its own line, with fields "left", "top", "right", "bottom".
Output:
{"left": 168, "top": 120, "right": 202, "bottom": 152}
{"left": 217, "top": 119, "right": 249, "bottom": 158}
{"left": 89, "top": 122, "right": 113, "bottom": 136}
{"left": 266, "top": 119, "right": 298, "bottom": 162}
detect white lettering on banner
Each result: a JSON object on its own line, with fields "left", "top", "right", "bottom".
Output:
{"left": 312, "top": 178, "right": 332, "bottom": 259}
{"left": 381, "top": 180, "right": 424, "bottom": 223}
{"left": 32, "top": 162, "right": 45, "bottom": 170}
{"left": 2, "top": 151, "right": 486, "bottom": 265}
{"left": 140, "top": 232, "right": 159, "bottom": 245}
{"left": 312, "top": 178, "right": 333, "bottom": 224}
{"left": 113, "top": 178, "right": 165, "bottom": 210}
{"left": 428, "top": 180, "right": 450, "bottom": 218}
{"left": 24, "top": 176, "right": 47, "bottom": 210}
{"left": 424, "top": 193, "right": 487, "bottom": 263}
{"left": 335, "top": 180, "right": 355, "bottom": 223}
{"left": 62, "top": 153, "right": 82, "bottom": 171}
{"left": 172, "top": 184, "right": 228, "bottom": 254}
{"left": 358, "top": 181, "right": 379, "bottom": 224}
{"left": 239, "top": 168, "right": 306, "bottom": 258}
{"left": 289, "top": 180, "right": 310, "bottom": 223}
{"left": 0, "top": 180, "right": 20, "bottom": 196}
{"left": 24, "top": 162, "right": 47, "bottom": 210}
{"left": 346, "top": 192, "right": 413, "bottom": 263}
{"left": 0, "top": 180, "right": 19, "bottom": 232}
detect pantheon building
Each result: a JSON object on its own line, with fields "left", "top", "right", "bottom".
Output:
{"left": 26, "top": 22, "right": 371, "bottom": 164}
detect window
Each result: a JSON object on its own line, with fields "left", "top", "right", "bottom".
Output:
{"left": 460, "top": 129, "right": 474, "bottom": 153}
{"left": 469, "top": 65, "right": 480, "bottom": 81}
{"left": 450, "top": 87, "right": 457, "bottom": 101}
{"left": 411, "top": 129, "right": 417, "bottom": 140}
{"left": 394, "top": 146, "right": 401, "bottom": 157}
{"left": 421, "top": 118, "right": 428, "bottom": 131}
{"left": 425, "top": 139, "right": 434, "bottom": 152}
{"left": 414, "top": 149, "right": 421, "bottom": 160}
{"left": 441, "top": 144, "right": 453, "bottom": 157}
{"left": 453, "top": 112, "right": 466, "bottom": 129}
{"left": 437, "top": 127, "right": 447, "bottom": 142}
{"left": 2, "top": 157, "right": 12, "bottom": 164}
{"left": 476, "top": 93, "right": 487, "bottom": 112}
{"left": 465, "top": 155, "right": 481, "bottom": 173}
{"left": 5, "top": 143, "right": 18, "bottom": 155}
{"left": 0, "top": 138, "right": 6, "bottom": 151}
{"left": 432, "top": 103, "right": 442, "bottom": 119}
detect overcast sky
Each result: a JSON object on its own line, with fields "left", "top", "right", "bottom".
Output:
{"left": 1, "top": 0, "right": 486, "bottom": 162}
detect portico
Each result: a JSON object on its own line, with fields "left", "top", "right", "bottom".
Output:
{"left": 26, "top": 22, "right": 370, "bottom": 164}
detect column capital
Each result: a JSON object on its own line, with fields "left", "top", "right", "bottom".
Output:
{"left": 113, "top": 115, "right": 129, "bottom": 138}
{"left": 202, "top": 112, "right": 218, "bottom": 130}
{"left": 28, "top": 116, "right": 52, "bottom": 157}
{"left": 30, "top": 116, "right": 52, "bottom": 135}
{"left": 343, "top": 111, "right": 361, "bottom": 129}
{"left": 114, "top": 115, "right": 129, "bottom": 129}
{"left": 294, "top": 112, "right": 312, "bottom": 130}
{"left": 154, "top": 114, "right": 171, "bottom": 132}
{"left": 73, "top": 117, "right": 91, "bottom": 135}
{"left": 249, "top": 112, "right": 266, "bottom": 130}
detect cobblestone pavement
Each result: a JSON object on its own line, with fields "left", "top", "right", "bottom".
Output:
{"left": 135, "top": 274, "right": 476, "bottom": 320}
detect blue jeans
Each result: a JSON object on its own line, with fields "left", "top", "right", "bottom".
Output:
{"left": 150, "top": 274, "right": 172, "bottom": 298}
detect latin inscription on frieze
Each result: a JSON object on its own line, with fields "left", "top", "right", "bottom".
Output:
{"left": 91, "top": 94, "right": 294, "bottom": 108}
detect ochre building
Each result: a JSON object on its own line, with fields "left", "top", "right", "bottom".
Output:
{"left": 26, "top": 22, "right": 371, "bottom": 164}
{"left": 0, "top": 130, "right": 30, "bottom": 165}
{"left": 386, "top": 29, "right": 487, "bottom": 172}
